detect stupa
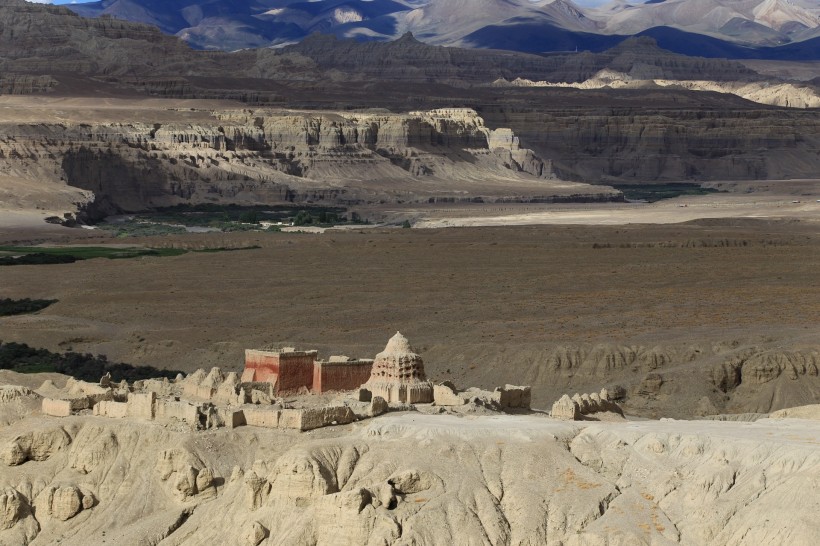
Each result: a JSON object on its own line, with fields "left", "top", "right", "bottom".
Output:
{"left": 364, "top": 332, "right": 433, "bottom": 403}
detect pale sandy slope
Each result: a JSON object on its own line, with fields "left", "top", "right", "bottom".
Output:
{"left": 413, "top": 185, "right": 820, "bottom": 228}
{"left": 0, "top": 376, "right": 817, "bottom": 545}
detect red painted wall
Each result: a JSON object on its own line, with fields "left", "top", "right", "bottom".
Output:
{"left": 276, "top": 354, "right": 316, "bottom": 392}
{"left": 243, "top": 352, "right": 281, "bottom": 383}
{"left": 313, "top": 361, "right": 373, "bottom": 393}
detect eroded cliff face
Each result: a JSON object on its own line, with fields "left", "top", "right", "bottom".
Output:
{"left": 425, "top": 342, "right": 820, "bottom": 419}
{"left": 1, "top": 106, "right": 592, "bottom": 218}
{"left": 480, "top": 106, "right": 820, "bottom": 182}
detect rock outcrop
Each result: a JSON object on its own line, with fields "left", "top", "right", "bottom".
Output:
{"left": 0, "top": 427, "right": 71, "bottom": 466}
{"left": 481, "top": 105, "right": 820, "bottom": 183}
{"left": 2, "top": 0, "right": 819, "bottom": 205}
{"left": 33, "top": 485, "right": 95, "bottom": 522}
{"left": 0, "top": 488, "right": 38, "bottom": 543}
{"left": 427, "top": 341, "right": 820, "bottom": 418}
{"left": 0, "top": 370, "right": 816, "bottom": 546}
{"left": 495, "top": 71, "right": 820, "bottom": 109}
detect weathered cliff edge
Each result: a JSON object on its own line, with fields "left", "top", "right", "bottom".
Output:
{"left": 493, "top": 71, "right": 820, "bottom": 109}
{"left": 0, "top": 105, "right": 615, "bottom": 219}
{"left": 480, "top": 105, "right": 820, "bottom": 183}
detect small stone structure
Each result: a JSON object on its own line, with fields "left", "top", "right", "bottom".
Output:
{"left": 364, "top": 332, "right": 433, "bottom": 404}
{"left": 234, "top": 405, "right": 357, "bottom": 432}
{"left": 42, "top": 398, "right": 72, "bottom": 417}
{"left": 433, "top": 382, "right": 531, "bottom": 410}
{"left": 550, "top": 389, "right": 624, "bottom": 420}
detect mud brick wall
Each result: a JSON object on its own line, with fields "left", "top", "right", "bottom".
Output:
{"left": 313, "top": 360, "right": 373, "bottom": 393}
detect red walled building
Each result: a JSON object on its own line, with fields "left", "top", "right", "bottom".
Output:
{"left": 313, "top": 357, "right": 374, "bottom": 393}
{"left": 242, "top": 348, "right": 373, "bottom": 394}
{"left": 242, "top": 349, "right": 317, "bottom": 392}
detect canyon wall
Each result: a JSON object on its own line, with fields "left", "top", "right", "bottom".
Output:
{"left": 1, "top": 106, "right": 600, "bottom": 217}
{"left": 480, "top": 106, "right": 820, "bottom": 182}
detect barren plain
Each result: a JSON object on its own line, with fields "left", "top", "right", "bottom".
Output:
{"left": 2, "top": 196, "right": 819, "bottom": 418}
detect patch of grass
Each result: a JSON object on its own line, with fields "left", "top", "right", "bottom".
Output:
{"left": 0, "top": 341, "right": 183, "bottom": 382}
{"left": 0, "top": 298, "right": 58, "bottom": 317}
{"left": 99, "top": 204, "right": 364, "bottom": 234}
{"left": 612, "top": 183, "right": 722, "bottom": 203}
{"left": 98, "top": 223, "right": 188, "bottom": 238}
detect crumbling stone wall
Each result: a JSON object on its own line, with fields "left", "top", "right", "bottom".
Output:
{"left": 42, "top": 399, "right": 71, "bottom": 417}
{"left": 93, "top": 401, "right": 127, "bottom": 419}
{"left": 154, "top": 399, "right": 202, "bottom": 429}
{"left": 550, "top": 389, "right": 624, "bottom": 420}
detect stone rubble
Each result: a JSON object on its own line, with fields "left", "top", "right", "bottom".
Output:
{"left": 550, "top": 389, "right": 624, "bottom": 420}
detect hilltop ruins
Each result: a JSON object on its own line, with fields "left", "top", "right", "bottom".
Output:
{"left": 38, "top": 333, "right": 534, "bottom": 433}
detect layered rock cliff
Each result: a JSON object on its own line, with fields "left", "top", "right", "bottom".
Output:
{"left": 480, "top": 106, "right": 820, "bottom": 183}
{"left": 1, "top": 104, "right": 606, "bottom": 218}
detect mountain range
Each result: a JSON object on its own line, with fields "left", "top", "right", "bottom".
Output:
{"left": 67, "top": 0, "right": 820, "bottom": 59}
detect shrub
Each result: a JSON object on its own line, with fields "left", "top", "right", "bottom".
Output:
{"left": 0, "top": 298, "right": 57, "bottom": 316}
{"left": 239, "top": 210, "right": 259, "bottom": 224}
{"left": 0, "top": 341, "right": 183, "bottom": 382}
{"left": 292, "top": 210, "right": 313, "bottom": 226}
{"left": 0, "top": 253, "right": 76, "bottom": 266}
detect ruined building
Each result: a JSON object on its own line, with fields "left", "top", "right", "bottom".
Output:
{"left": 363, "top": 332, "right": 434, "bottom": 404}
{"left": 241, "top": 348, "right": 373, "bottom": 394}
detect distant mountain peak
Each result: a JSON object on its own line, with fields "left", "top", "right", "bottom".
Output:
{"left": 396, "top": 31, "right": 421, "bottom": 43}
{"left": 63, "top": 0, "right": 820, "bottom": 60}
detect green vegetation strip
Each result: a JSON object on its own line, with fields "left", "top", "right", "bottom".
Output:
{"left": 612, "top": 183, "right": 722, "bottom": 203}
{"left": 0, "top": 246, "right": 187, "bottom": 265}
{"left": 96, "top": 204, "right": 367, "bottom": 237}
{"left": 0, "top": 341, "right": 182, "bottom": 382}
{"left": 0, "top": 245, "right": 262, "bottom": 265}
{"left": 0, "top": 298, "right": 57, "bottom": 317}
